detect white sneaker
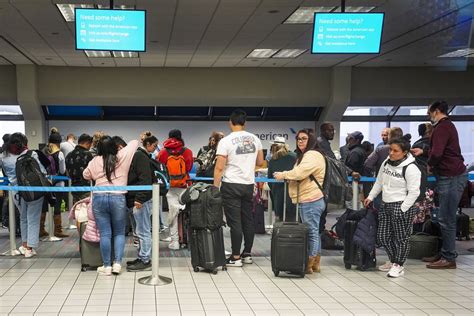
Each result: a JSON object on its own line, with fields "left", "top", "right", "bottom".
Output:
{"left": 112, "top": 263, "right": 122, "bottom": 275}
{"left": 18, "top": 246, "right": 27, "bottom": 255}
{"left": 97, "top": 265, "right": 112, "bottom": 276}
{"left": 160, "top": 236, "right": 172, "bottom": 242}
{"left": 24, "top": 248, "right": 37, "bottom": 258}
{"left": 241, "top": 253, "right": 253, "bottom": 264}
{"left": 387, "top": 264, "right": 405, "bottom": 278}
{"left": 225, "top": 256, "right": 243, "bottom": 267}
{"left": 378, "top": 261, "right": 392, "bottom": 272}
{"left": 168, "top": 241, "right": 180, "bottom": 250}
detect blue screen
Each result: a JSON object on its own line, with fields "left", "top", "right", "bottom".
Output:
{"left": 75, "top": 9, "right": 145, "bottom": 52}
{"left": 312, "top": 13, "right": 384, "bottom": 54}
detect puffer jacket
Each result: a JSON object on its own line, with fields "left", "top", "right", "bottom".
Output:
{"left": 352, "top": 210, "right": 377, "bottom": 253}
{"left": 68, "top": 196, "right": 99, "bottom": 243}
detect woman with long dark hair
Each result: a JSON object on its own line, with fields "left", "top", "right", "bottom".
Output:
{"left": 0, "top": 133, "right": 47, "bottom": 258}
{"left": 273, "top": 128, "right": 326, "bottom": 274}
{"left": 83, "top": 135, "right": 139, "bottom": 275}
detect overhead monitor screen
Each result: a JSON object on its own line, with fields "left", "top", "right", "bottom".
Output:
{"left": 311, "top": 13, "right": 384, "bottom": 54}
{"left": 75, "top": 9, "right": 146, "bottom": 52}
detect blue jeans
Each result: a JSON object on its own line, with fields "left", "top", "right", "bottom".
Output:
{"left": 299, "top": 198, "right": 326, "bottom": 257}
{"left": 436, "top": 173, "right": 468, "bottom": 261}
{"left": 132, "top": 199, "right": 153, "bottom": 263}
{"left": 92, "top": 194, "right": 127, "bottom": 266}
{"left": 19, "top": 197, "right": 44, "bottom": 248}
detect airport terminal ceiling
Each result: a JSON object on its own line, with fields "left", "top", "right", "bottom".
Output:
{"left": 0, "top": 0, "right": 472, "bottom": 68}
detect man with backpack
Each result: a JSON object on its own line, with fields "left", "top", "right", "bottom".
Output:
{"left": 157, "top": 129, "right": 193, "bottom": 250}
{"left": 65, "top": 134, "right": 93, "bottom": 204}
{"left": 214, "top": 109, "right": 264, "bottom": 267}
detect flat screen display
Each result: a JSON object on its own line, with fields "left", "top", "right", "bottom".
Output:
{"left": 311, "top": 13, "right": 384, "bottom": 54}
{"left": 75, "top": 8, "right": 146, "bottom": 52}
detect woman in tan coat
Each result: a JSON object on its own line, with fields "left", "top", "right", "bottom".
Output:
{"left": 274, "top": 128, "right": 326, "bottom": 274}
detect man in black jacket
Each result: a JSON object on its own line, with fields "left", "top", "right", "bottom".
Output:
{"left": 126, "top": 146, "right": 154, "bottom": 272}
{"left": 65, "top": 134, "right": 93, "bottom": 203}
{"left": 345, "top": 131, "right": 367, "bottom": 175}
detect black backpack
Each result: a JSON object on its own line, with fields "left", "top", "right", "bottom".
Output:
{"left": 147, "top": 157, "right": 170, "bottom": 196}
{"left": 16, "top": 151, "right": 52, "bottom": 202}
{"left": 311, "top": 154, "right": 353, "bottom": 206}
{"left": 179, "top": 182, "right": 224, "bottom": 230}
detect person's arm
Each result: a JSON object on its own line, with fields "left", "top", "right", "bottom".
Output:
{"left": 364, "top": 148, "right": 379, "bottom": 171}
{"left": 401, "top": 164, "right": 421, "bottom": 212}
{"left": 428, "top": 129, "right": 449, "bottom": 167}
{"left": 83, "top": 159, "right": 94, "bottom": 181}
{"left": 256, "top": 150, "right": 264, "bottom": 168}
{"left": 58, "top": 152, "right": 66, "bottom": 175}
{"left": 213, "top": 155, "right": 226, "bottom": 187}
{"left": 184, "top": 148, "right": 194, "bottom": 173}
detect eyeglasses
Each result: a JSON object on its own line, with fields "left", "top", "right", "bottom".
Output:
{"left": 297, "top": 137, "right": 308, "bottom": 142}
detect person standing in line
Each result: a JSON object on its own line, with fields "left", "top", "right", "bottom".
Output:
{"left": 83, "top": 136, "right": 139, "bottom": 275}
{"left": 365, "top": 136, "right": 421, "bottom": 278}
{"left": 411, "top": 101, "right": 467, "bottom": 269}
{"left": 317, "top": 122, "right": 336, "bottom": 160}
{"left": 60, "top": 133, "right": 77, "bottom": 159}
{"left": 65, "top": 134, "right": 94, "bottom": 204}
{"left": 214, "top": 109, "right": 264, "bottom": 267}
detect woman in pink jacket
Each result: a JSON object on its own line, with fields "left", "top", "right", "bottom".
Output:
{"left": 83, "top": 136, "right": 139, "bottom": 276}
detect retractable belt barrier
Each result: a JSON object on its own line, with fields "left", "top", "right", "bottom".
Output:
{"left": 0, "top": 173, "right": 472, "bottom": 284}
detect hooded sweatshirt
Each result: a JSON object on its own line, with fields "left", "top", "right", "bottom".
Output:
{"left": 157, "top": 138, "right": 193, "bottom": 173}
{"left": 368, "top": 153, "right": 421, "bottom": 212}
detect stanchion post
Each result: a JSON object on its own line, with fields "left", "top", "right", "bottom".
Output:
{"left": 1, "top": 190, "right": 21, "bottom": 256}
{"left": 66, "top": 179, "right": 76, "bottom": 230}
{"left": 138, "top": 184, "right": 172, "bottom": 286}
{"left": 42, "top": 203, "right": 62, "bottom": 242}
{"left": 352, "top": 179, "right": 359, "bottom": 211}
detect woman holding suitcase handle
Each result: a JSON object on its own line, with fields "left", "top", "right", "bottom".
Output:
{"left": 364, "top": 135, "right": 421, "bottom": 278}
{"left": 274, "top": 128, "right": 326, "bottom": 274}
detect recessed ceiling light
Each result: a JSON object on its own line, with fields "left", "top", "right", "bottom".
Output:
{"left": 112, "top": 51, "right": 139, "bottom": 58}
{"left": 438, "top": 48, "right": 474, "bottom": 58}
{"left": 283, "top": 7, "right": 336, "bottom": 24}
{"left": 247, "top": 49, "right": 279, "bottom": 58}
{"left": 333, "top": 6, "right": 376, "bottom": 13}
{"left": 85, "top": 50, "right": 112, "bottom": 58}
{"left": 56, "top": 4, "right": 94, "bottom": 22}
{"left": 268, "top": 10, "right": 280, "bottom": 14}
{"left": 272, "top": 49, "right": 307, "bottom": 58}
{"left": 96, "top": 4, "right": 136, "bottom": 9}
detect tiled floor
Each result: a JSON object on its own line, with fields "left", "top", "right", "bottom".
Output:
{"left": 0, "top": 254, "right": 473, "bottom": 316}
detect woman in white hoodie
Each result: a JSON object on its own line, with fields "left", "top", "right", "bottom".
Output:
{"left": 364, "top": 136, "right": 421, "bottom": 278}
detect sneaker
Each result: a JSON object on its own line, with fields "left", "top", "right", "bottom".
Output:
{"left": 127, "top": 260, "right": 151, "bottom": 272}
{"left": 18, "top": 246, "right": 27, "bottom": 255}
{"left": 126, "top": 258, "right": 140, "bottom": 266}
{"left": 241, "top": 253, "right": 253, "bottom": 264}
{"left": 226, "top": 256, "right": 243, "bottom": 267}
{"left": 378, "top": 261, "right": 392, "bottom": 272}
{"left": 387, "top": 264, "right": 405, "bottom": 278}
{"left": 97, "top": 265, "right": 112, "bottom": 276}
{"left": 112, "top": 263, "right": 122, "bottom": 275}
{"left": 24, "top": 248, "right": 37, "bottom": 258}
{"left": 160, "top": 236, "right": 172, "bottom": 242}
{"left": 168, "top": 241, "right": 180, "bottom": 250}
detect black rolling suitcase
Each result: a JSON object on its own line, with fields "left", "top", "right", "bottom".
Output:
{"left": 271, "top": 181, "right": 308, "bottom": 278}
{"left": 456, "top": 210, "right": 471, "bottom": 241}
{"left": 79, "top": 222, "right": 103, "bottom": 271}
{"left": 190, "top": 227, "right": 227, "bottom": 274}
{"left": 343, "top": 219, "right": 376, "bottom": 271}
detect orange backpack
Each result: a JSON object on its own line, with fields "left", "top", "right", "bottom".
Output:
{"left": 166, "top": 147, "right": 189, "bottom": 188}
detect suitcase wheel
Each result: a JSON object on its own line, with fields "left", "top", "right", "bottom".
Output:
{"left": 344, "top": 263, "right": 351, "bottom": 270}
{"left": 81, "top": 266, "right": 87, "bottom": 272}
{"left": 299, "top": 272, "right": 305, "bottom": 278}
{"left": 212, "top": 269, "right": 218, "bottom": 275}
{"left": 193, "top": 267, "right": 199, "bottom": 273}
{"left": 273, "top": 270, "right": 279, "bottom": 277}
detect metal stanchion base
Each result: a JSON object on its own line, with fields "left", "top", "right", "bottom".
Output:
{"left": 1, "top": 249, "right": 21, "bottom": 256}
{"left": 41, "top": 236, "right": 63, "bottom": 242}
{"left": 138, "top": 275, "right": 172, "bottom": 286}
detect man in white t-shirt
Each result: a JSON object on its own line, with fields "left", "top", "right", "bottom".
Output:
{"left": 214, "top": 109, "right": 264, "bottom": 267}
